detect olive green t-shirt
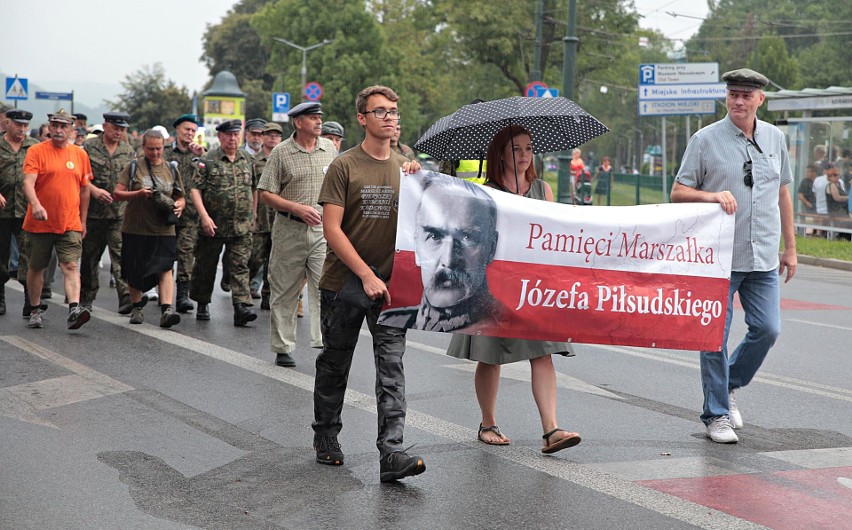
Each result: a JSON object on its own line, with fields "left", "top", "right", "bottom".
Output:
{"left": 118, "top": 160, "right": 184, "bottom": 236}
{"left": 318, "top": 145, "right": 408, "bottom": 292}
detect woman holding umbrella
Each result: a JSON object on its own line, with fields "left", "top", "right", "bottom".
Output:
{"left": 446, "top": 125, "right": 581, "bottom": 453}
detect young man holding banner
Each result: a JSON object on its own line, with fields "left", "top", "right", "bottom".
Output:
{"left": 313, "top": 85, "right": 425, "bottom": 482}
{"left": 671, "top": 68, "right": 797, "bottom": 444}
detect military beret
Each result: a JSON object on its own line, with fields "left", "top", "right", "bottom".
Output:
{"left": 321, "top": 121, "right": 344, "bottom": 138}
{"left": 288, "top": 101, "right": 323, "bottom": 118}
{"left": 173, "top": 113, "right": 200, "bottom": 128}
{"left": 245, "top": 118, "right": 267, "bottom": 131}
{"left": 5, "top": 109, "right": 33, "bottom": 124}
{"left": 722, "top": 68, "right": 769, "bottom": 92}
{"left": 103, "top": 111, "right": 130, "bottom": 128}
{"left": 216, "top": 119, "right": 242, "bottom": 133}
{"left": 262, "top": 122, "right": 283, "bottom": 134}
{"left": 74, "top": 113, "right": 88, "bottom": 121}
{"left": 48, "top": 109, "right": 75, "bottom": 124}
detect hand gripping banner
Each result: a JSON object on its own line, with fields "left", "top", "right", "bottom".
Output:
{"left": 378, "top": 171, "right": 734, "bottom": 351}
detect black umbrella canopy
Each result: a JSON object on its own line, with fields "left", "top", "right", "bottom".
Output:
{"left": 415, "top": 96, "right": 609, "bottom": 160}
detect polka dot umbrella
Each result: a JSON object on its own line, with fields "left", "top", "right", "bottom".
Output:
{"left": 414, "top": 96, "right": 609, "bottom": 160}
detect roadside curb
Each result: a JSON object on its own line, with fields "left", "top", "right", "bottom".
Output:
{"left": 798, "top": 254, "right": 852, "bottom": 272}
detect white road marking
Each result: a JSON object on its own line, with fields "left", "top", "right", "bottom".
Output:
{"left": 787, "top": 318, "right": 852, "bottom": 333}
{"left": 86, "top": 311, "right": 763, "bottom": 530}
{"left": 761, "top": 447, "right": 852, "bottom": 469}
{"left": 0, "top": 335, "right": 133, "bottom": 428}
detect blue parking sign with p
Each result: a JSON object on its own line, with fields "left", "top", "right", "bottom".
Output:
{"left": 639, "top": 64, "right": 655, "bottom": 85}
{"left": 273, "top": 92, "right": 290, "bottom": 113}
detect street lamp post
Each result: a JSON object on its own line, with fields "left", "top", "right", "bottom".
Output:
{"left": 272, "top": 37, "right": 333, "bottom": 102}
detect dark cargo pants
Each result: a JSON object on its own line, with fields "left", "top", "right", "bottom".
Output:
{"left": 312, "top": 289, "right": 408, "bottom": 457}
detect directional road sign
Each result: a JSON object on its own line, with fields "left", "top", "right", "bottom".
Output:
{"left": 535, "top": 87, "right": 559, "bottom": 98}
{"left": 272, "top": 92, "right": 290, "bottom": 122}
{"left": 35, "top": 91, "right": 73, "bottom": 101}
{"left": 639, "top": 99, "right": 716, "bottom": 117}
{"left": 639, "top": 63, "right": 719, "bottom": 85}
{"left": 5, "top": 76, "right": 28, "bottom": 100}
{"left": 638, "top": 83, "right": 726, "bottom": 101}
{"left": 304, "top": 82, "right": 323, "bottom": 101}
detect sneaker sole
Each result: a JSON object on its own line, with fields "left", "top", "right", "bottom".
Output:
{"left": 160, "top": 314, "right": 181, "bottom": 328}
{"left": 67, "top": 310, "right": 91, "bottom": 330}
{"left": 28, "top": 321, "right": 43, "bottom": 329}
{"left": 380, "top": 459, "right": 426, "bottom": 483}
{"left": 315, "top": 455, "right": 344, "bottom": 466}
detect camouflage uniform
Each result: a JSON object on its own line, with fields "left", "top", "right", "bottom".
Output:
{"left": 190, "top": 147, "right": 254, "bottom": 306}
{"left": 165, "top": 142, "right": 200, "bottom": 284}
{"left": 248, "top": 149, "right": 275, "bottom": 301}
{"left": 80, "top": 136, "right": 134, "bottom": 309}
{"left": 0, "top": 135, "right": 39, "bottom": 301}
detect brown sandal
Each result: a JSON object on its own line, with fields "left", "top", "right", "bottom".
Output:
{"left": 542, "top": 428, "right": 581, "bottom": 454}
{"left": 478, "top": 423, "right": 510, "bottom": 445}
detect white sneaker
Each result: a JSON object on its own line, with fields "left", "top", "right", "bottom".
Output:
{"left": 728, "top": 391, "right": 743, "bottom": 429}
{"left": 144, "top": 287, "right": 159, "bottom": 301}
{"left": 706, "top": 417, "right": 739, "bottom": 444}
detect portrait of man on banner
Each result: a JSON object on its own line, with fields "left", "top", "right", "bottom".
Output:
{"left": 379, "top": 174, "right": 508, "bottom": 332}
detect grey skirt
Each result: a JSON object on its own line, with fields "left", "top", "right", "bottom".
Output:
{"left": 446, "top": 334, "right": 574, "bottom": 365}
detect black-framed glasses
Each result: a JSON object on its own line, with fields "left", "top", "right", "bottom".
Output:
{"left": 363, "top": 108, "right": 400, "bottom": 120}
{"left": 743, "top": 160, "right": 753, "bottom": 187}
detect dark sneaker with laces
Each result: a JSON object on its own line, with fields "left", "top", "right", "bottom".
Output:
{"left": 314, "top": 435, "right": 344, "bottom": 466}
{"left": 380, "top": 450, "right": 426, "bottom": 483}
{"left": 67, "top": 305, "right": 91, "bottom": 330}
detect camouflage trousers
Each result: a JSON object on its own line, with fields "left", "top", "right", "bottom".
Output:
{"left": 0, "top": 217, "right": 25, "bottom": 285}
{"left": 175, "top": 218, "right": 200, "bottom": 283}
{"left": 190, "top": 234, "right": 252, "bottom": 305}
{"left": 248, "top": 230, "right": 271, "bottom": 298}
{"left": 80, "top": 218, "right": 129, "bottom": 307}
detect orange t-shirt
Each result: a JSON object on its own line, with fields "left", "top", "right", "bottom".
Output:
{"left": 22, "top": 141, "right": 92, "bottom": 234}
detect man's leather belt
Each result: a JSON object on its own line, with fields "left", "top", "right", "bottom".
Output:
{"left": 278, "top": 211, "right": 305, "bottom": 224}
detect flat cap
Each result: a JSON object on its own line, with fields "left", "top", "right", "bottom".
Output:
{"left": 103, "top": 111, "right": 130, "bottom": 128}
{"left": 48, "top": 109, "right": 75, "bottom": 124}
{"left": 321, "top": 121, "right": 344, "bottom": 138}
{"left": 151, "top": 125, "right": 170, "bottom": 139}
{"left": 245, "top": 118, "right": 267, "bottom": 131}
{"left": 288, "top": 101, "right": 323, "bottom": 118}
{"left": 6, "top": 109, "right": 33, "bottom": 124}
{"left": 173, "top": 113, "right": 200, "bottom": 128}
{"left": 74, "top": 113, "right": 88, "bottom": 121}
{"left": 722, "top": 68, "right": 769, "bottom": 92}
{"left": 216, "top": 119, "right": 242, "bottom": 133}
{"left": 262, "top": 122, "right": 283, "bottom": 134}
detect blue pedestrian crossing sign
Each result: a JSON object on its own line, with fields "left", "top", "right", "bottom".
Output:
{"left": 272, "top": 92, "right": 291, "bottom": 122}
{"left": 5, "top": 76, "right": 28, "bottom": 100}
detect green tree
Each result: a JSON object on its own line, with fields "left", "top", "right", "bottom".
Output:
{"left": 107, "top": 63, "right": 192, "bottom": 131}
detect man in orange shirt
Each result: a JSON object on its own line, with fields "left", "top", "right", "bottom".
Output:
{"left": 22, "top": 109, "right": 93, "bottom": 329}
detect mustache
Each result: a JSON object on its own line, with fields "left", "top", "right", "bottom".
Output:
{"left": 431, "top": 267, "right": 469, "bottom": 288}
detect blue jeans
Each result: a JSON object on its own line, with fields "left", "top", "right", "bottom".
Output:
{"left": 700, "top": 270, "right": 781, "bottom": 424}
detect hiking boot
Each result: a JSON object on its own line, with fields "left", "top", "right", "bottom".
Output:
{"left": 118, "top": 295, "right": 133, "bottom": 315}
{"left": 729, "top": 391, "right": 743, "bottom": 429}
{"left": 233, "top": 303, "right": 257, "bottom": 326}
{"left": 28, "top": 307, "right": 45, "bottom": 329}
{"left": 196, "top": 303, "right": 210, "bottom": 320}
{"left": 379, "top": 449, "right": 426, "bottom": 483}
{"left": 129, "top": 307, "right": 144, "bottom": 325}
{"left": 314, "top": 435, "right": 344, "bottom": 466}
{"left": 176, "top": 281, "right": 194, "bottom": 313}
{"left": 67, "top": 305, "right": 91, "bottom": 330}
{"left": 705, "top": 416, "right": 738, "bottom": 444}
{"left": 159, "top": 305, "right": 181, "bottom": 328}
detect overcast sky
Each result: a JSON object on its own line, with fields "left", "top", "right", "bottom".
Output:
{"left": 1, "top": 0, "right": 708, "bottom": 107}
